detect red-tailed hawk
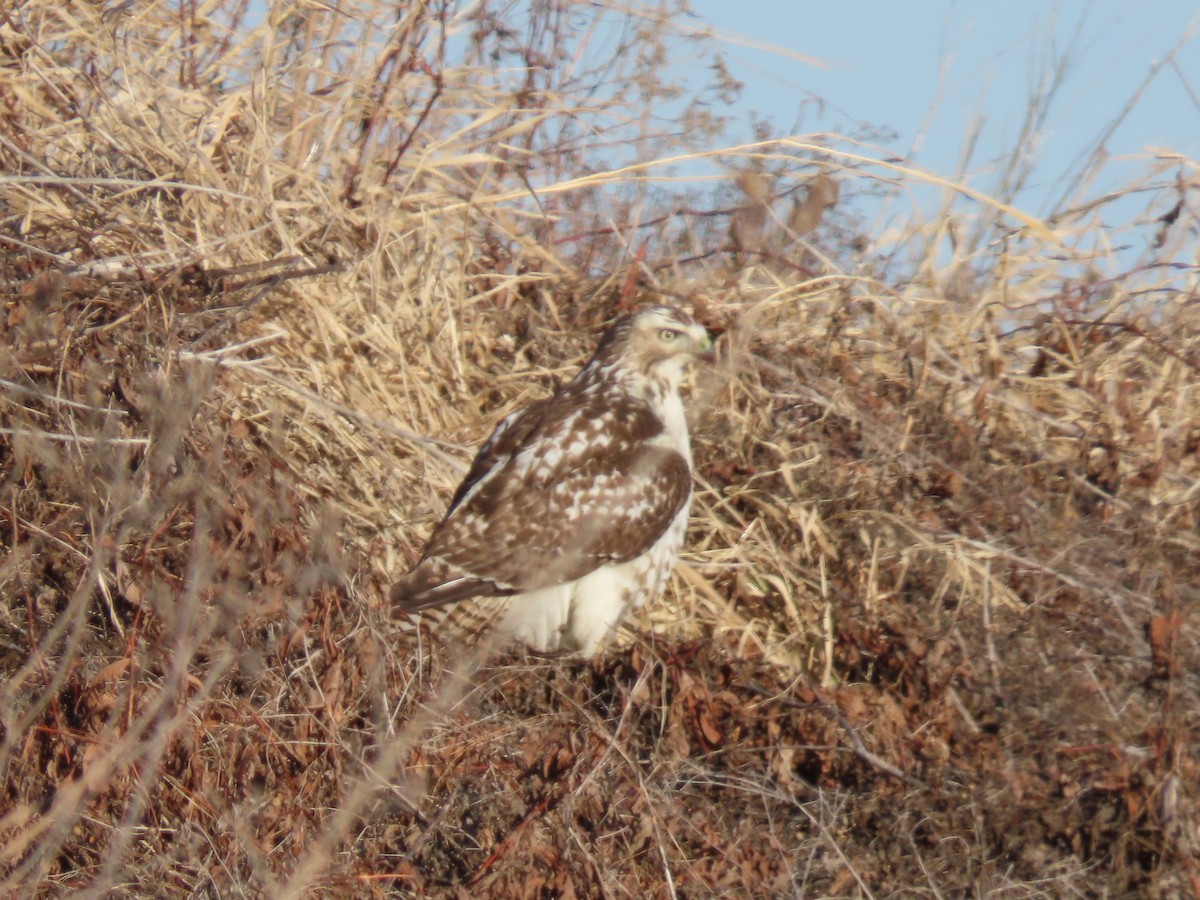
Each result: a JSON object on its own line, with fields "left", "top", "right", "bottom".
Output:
{"left": 390, "top": 305, "right": 714, "bottom": 655}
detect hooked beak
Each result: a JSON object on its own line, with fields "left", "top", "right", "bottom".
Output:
{"left": 696, "top": 332, "right": 717, "bottom": 364}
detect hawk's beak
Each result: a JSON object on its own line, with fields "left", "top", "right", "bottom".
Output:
{"left": 696, "top": 333, "right": 717, "bottom": 364}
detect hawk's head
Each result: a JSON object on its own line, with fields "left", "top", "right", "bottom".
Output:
{"left": 589, "top": 306, "right": 714, "bottom": 387}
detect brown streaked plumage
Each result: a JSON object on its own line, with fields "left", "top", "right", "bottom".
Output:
{"left": 390, "top": 305, "right": 713, "bottom": 655}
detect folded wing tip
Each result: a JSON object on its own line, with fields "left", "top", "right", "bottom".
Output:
{"left": 389, "top": 566, "right": 508, "bottom": 612}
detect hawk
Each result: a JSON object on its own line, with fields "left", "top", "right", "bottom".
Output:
{"left": 390, "top": 305, "right": 714, "bottom": 655}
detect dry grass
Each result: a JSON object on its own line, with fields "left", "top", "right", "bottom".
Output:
{"left": 1, "top": 1, "right": 1198, "bottom": 896}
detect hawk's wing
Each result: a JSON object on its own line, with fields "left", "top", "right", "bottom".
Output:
{"left": 443, "top": 395, "right": 549, "bottom": 515}
{"left": 390, "top": 386, "right": 691, "bottom": 611}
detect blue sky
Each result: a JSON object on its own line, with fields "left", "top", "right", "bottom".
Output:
{"left": 686, "top": 0, "right": 1199, "bottom": 227}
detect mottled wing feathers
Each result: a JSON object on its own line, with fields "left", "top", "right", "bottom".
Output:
{"left": 427, "top": 443, "right": 690, "bottom": 591}
{"left": 390, "top": 383, "right": 691, "bottom": 612}
{"left": 444, "top": 396, "right": 548, "bottom": 515}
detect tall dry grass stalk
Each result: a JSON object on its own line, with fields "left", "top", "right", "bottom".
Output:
{"left": 1, "top": 0, "right": 1197, "bottom": 895}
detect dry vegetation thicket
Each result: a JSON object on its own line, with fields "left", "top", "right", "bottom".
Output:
{"left": 1, "top": 1, "right": 1198, "bottom": 896}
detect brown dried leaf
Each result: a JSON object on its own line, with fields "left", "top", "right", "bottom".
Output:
{"left": 1148, "top": 609, "right": 1182, "bottom": 680}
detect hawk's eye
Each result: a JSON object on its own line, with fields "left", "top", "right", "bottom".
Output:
{"left": 659, "top": 328, "right": 679, "bottom": 342}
